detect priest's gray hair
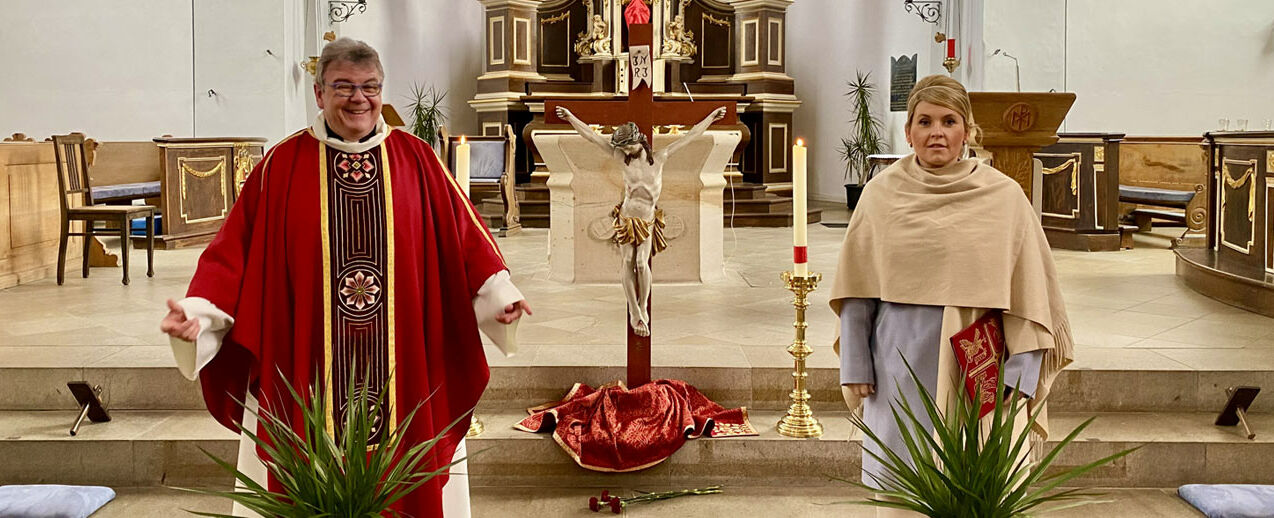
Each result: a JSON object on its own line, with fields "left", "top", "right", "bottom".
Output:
{"left": 316, "top": 37, "right": 385, "bottom": 85}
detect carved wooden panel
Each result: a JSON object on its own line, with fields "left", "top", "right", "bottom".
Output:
{"left": 1219, "top": 157, "right": 1257, "bottom": 255}
{"left": 537, "top": 0, "right": 586, "bottom": 79}
{"left": 161, "top": 146, "right": 235, "bottom": 240}
{"left": 514, "top": 17, "right": 532, "bottom": 65}
{"left": 1038, "top": 152, "right": 1081, "bottom": 223}
{"left": 670, "top": 0, "right": 733, "bottom": 83}
{"left": 741, "top": 19, "right": 758, "bottom": 66}
{"left": 767, "top": 18, "right": 782, "bottom": 66}
{"left": 489, "top": 16, "right": 506, "bottom": 66}
{"left": 768, "top": 123, "right": 787, "bottom": 173}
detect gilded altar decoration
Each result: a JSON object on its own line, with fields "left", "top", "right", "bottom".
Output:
{"left": 233, "top": 143, "right": 254, "bottom": 194}
{"left": 541, "top": 11, "right": 569, "bottom": 25}
{"left": 574, "top": 2, "right": 612, "bottom": 57}
{"left": 1093, "top": 145, "right": 1106, "bottom": 163}
{"left": 662, "top": 0, "right": 697, "bottom": 58}
{"left": 703, "top": 13, "right": 730, "bottom": 27}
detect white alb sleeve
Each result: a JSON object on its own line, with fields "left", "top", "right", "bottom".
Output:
{"left": 471, "top": 270, "right": 524, "bottom": 357}
{"left": 168, "top": 297, "right": 235, "bottom": 381}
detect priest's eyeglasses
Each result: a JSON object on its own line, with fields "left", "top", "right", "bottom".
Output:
{"left": 326, "top": 82, "right": 382, "bottom": 98}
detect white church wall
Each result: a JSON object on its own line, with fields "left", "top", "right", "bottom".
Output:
{"left": 0, "top": 1, "right": 196, "bottom": 141}
{"left": 337, "top": 0, "right": 486, "bottom": 142}
{"left": 984, "top": 0, "right": 1274, "bottom": 135}
{"left": 789, "top": 0, "right": 940, "bottom": 202}
{"left": 0, "top": 0, "right": 310, "bottom": 145}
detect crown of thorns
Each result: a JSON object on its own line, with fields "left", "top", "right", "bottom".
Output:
{"left": 610, "top": 122, "right": 646, "bottom": 147}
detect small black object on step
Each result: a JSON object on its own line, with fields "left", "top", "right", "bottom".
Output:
{"left": 68, "top": 382, "right": 110, "bottom": 436}
{"left": 1216, "top": 386, "right": 1260, "bottom": 440}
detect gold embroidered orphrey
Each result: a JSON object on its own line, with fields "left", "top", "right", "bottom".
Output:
{"left": 610, "top": 203, "right": 668, "bottom": 256}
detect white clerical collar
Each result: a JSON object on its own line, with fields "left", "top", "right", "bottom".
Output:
{"left": 310, "top": 110, "right": 390, "bottom": 154}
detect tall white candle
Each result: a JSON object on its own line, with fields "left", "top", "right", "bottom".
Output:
{"left": 793, "top": 138, "right": 808, "bottom": 277}
{"left": 456, "top": 135, "right": 471, "bottom": 199}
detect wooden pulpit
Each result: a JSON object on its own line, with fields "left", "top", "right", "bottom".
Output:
{"left": 969, "top": 92, "right": 1076, "bottom": 200}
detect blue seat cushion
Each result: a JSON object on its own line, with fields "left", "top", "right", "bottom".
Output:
{"left": 1119, "top": 185, "right": 1196, "bottom": 205}
{"left": 1179, "top": 484, "right": 1274, "bottom": 518}
{"left": 130, "top": 214, "right": 161, "bottom": 236}
{"left": 92, "top": 181, "right": 161, "bottom": 202}
{"left": 0, "top": 485, "right": 116, "bottom": 518}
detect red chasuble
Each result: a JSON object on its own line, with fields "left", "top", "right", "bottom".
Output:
{"left": 187, "top": 128, "right": 505, "bottom": 517}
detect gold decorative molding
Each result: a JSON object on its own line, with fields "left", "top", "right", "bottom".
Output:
{"left": 1041, "top": 157, "right": 1080, "bottom": 196}
{"left": 1093, "top": 145, "right": 1105, "bottom": 163}
{"left": 1267, "top": 150, "right": 1273, "bottom": 172}
{"left": 177, "top": 156, "right": 230, "bottom": 225}
{"left": 704, "top": 13, "right": 731, "bottom": 27}
{"left": 1219, "top": 158, "right": 1257, "bottom": 254}
{"left": 541, "top": 11, "right": 569, "bottom": 24}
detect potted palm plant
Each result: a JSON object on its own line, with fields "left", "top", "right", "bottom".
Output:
{"left": 406, "top": 83, "right": 448, "bottom": 148}
{"left": 841, "top": 362, "right": 1137, "bottom": 517}
{"left": 839, "top": 71, "right": 887, "bottom": 210}
{"left": 179, "top": 369, "right": 471, "bottom": 517}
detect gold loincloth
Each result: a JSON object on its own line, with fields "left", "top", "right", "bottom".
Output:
{"left": 610, "top": 203, "right": 667, "bottom": 256}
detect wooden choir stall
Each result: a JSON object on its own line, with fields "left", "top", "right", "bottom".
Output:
{"left": 1176, "top": 131, "right": 1274, "bottom": 317}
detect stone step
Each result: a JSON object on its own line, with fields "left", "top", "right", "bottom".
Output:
{"left": 725, "top": 197, "right": 793, "bottom": 214}
{"left": 88, "top": 485, "right": 1203, "bottom": 517}
{"left": 1, "top": 409, "right": 1268, "bottom": 490}
{"left": 4, "top": 345, "right": 1271, "bottom": 415}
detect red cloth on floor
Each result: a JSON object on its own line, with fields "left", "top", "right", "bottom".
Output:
{"left": 516, "top": 379, "right": 756, "bottom": 472}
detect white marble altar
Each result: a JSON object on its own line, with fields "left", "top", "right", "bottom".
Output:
{"left": 534, "top": 130, "right": 740, "bottom": 284}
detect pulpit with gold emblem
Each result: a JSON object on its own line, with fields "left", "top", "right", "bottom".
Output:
{"left": 152, "top": 137, "right": 265, "bottom": 248}
{"left": 1176, "top": 131, "right": 1274, "bottom": 317}
{"left": 969, "top": 92, "right": 1076, "bottom": 200}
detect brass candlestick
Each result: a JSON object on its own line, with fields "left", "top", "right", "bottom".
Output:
{"left": 943, "top": 56, "right": 961, "bottom": 74}
{"left": 778, "top": 270, "right": 823, "bottom": 438}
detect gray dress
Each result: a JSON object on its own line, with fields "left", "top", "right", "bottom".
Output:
{"left": 839, "top": 298, "right": 1042, "bottom": 489}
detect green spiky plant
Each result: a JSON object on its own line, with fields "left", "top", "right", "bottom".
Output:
{"left": 177, "top": 369, "right": 473, "bottom": 518}
{"left": 839, "top": 70, "right": 887, "bottom": 187}
{"left": 406, "top": 84, "right": 448, "bottom": 148}
{"left": 840, "top": 360, "right": 1138, "bottom": 517}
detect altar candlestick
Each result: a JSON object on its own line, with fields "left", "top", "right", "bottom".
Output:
{"left": 456, "top": 136, "right": 471, "bottom": 198}
{"left": 793, "top": 139, "right": 808, "bottom": 277}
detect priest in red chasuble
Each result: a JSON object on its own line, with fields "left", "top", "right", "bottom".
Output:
{"left": 160, "top": 38, "right": 530, "bottom": 518}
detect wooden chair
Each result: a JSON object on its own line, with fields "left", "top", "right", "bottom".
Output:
{"left": 52, "top": 133, "right": 155, "bottom": 285}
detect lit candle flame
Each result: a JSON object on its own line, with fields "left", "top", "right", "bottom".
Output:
{"left": 460, "top": 135, "right": 466, "bottom": 145}
{"left": 796, "top": 138, "right": 804, "bottom": 147}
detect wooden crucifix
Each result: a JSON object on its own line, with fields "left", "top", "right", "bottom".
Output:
{"left": 546, "top": 22, "right": 737, "bottom": 387}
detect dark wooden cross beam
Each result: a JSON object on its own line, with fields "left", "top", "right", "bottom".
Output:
{"left": 545, "top": 23, "right": 737, "bottom": 387}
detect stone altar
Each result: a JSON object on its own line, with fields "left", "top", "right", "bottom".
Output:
{"left": 536, "top": 129, "right": 740, "bottom": 284}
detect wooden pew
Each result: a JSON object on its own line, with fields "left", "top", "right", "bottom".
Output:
{"left": 1117, "top": 136, "right": 1209, "bottom": 246}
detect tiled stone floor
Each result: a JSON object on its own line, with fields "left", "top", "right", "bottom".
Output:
{"left": 3, "top": 204, "right": 1272, "bottom": 374}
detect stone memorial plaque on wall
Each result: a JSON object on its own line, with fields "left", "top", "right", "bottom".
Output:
{"left": 890, "top": 54, "right": 918, "bottom": 112}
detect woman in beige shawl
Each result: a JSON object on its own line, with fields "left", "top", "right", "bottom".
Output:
{"left": 830, "top": 75, "right": 1074, "bottom": 513}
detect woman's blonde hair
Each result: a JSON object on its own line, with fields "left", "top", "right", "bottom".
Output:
{"left": 905, "top": 74, "right": 981, "bottom": 146}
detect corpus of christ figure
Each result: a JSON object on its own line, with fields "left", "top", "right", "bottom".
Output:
{"left": 556, "top": 105, "right": 726, "bottom": 336}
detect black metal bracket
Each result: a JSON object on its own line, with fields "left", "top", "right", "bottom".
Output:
{"left": 329, "top": 0, "right": 367, "bottom": 23}
{"left": 903, "top": 0, "right": 943, "bottom": 24}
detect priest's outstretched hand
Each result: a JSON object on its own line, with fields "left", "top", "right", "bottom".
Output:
{"left": 497, "top": 300, "right": 533, "bottom": 324}
{"left": 160, "top": 298, "right": 200, "bottom": 341}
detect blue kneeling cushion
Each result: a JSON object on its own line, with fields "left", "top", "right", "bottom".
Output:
{"left": 0, "top": 485, "right": 116, "bottom": 518}
{"left": 1179, "top": 484, "right": 1274, "bottom": 518}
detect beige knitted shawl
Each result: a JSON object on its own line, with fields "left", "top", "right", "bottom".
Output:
{"left": 829, "top": 154, "right": 1074, "bottom": 438}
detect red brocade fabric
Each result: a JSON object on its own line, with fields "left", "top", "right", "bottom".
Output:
{"left": 949, "top": 310, "right": 1007, "bottom": 419}
{"left": 188, "top": 129, "right": 503, "bottom": 517}
{"left": 516, "top": 379, "right": 756, "bottom": 472}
